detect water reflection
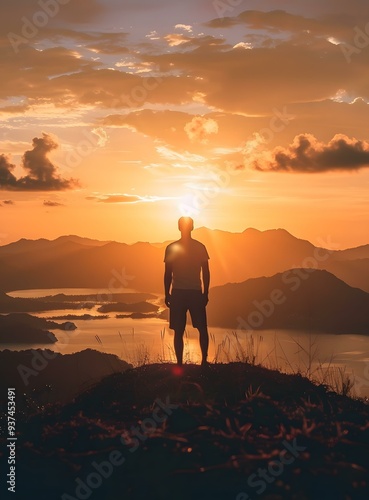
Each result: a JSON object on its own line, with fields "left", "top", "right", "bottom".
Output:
{"left": 2, "top": 289, "right": 369, "bottom": 398}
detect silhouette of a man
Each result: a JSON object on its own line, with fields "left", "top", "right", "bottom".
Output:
{"left": 164, "top": 217, "right": 210, "bottom": 366}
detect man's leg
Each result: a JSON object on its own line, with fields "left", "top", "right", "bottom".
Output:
{"left": 198, "top": 326, "right": 209, "bottom": 365}
{"left": 189, "top": 291, "right": 209, "bottom": 365}
{"left": 170, "top": 290, "right": 186, "bottom": 366}
{"left": 174, "top": 329, "right": 185, "bottom": 365}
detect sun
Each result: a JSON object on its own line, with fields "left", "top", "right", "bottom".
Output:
{"left": 177, "top": 194, "right": 199, "bottom": 218}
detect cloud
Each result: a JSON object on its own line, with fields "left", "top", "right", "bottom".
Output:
{"left": 1, "top": 0, "right": 103, "bottom": 34}
{"left": 164, "top": 34, "right": 192, "bottom": 47}
{"left": 139, "top": 36, "right": 364, "bottom": 114}
{"left": 87, "top": 193, "right": 176, "bottom": 204}
{"left": 175, "top": 24, "right": 193, "bottom": 33}
{"left": 156, "top": 145, "right": 206, "bottom": 164}
{"left": 0, "top": 155, "right": 17, "bottom": 187}
{"left": 0, "top": 134, "right": 78, "bottom": 191}
{"left": 204, "top": 9, "right": 359, "bottom": 42}
{"left": 48, "top": 0, "right": 104, "bottom": 24}
{"left": 0, "top": 141, "right": 32, "bottom": 154}
{"left": 98, "top": 194, "right": 143, "bottom": 204}
{"left": 0, "top": 199, "right": 14, "bottom": 207}
{"left": 3, "top": 25, "right": 365, "bottom": 117}
{"left": 43, "top": 200, "right": 64, "bottom": 207}
{"left": 50, "top": 30, "right": 130, "bottom": 55}
{"left": 253, "top": 134, "right": 369, "bottom": 173}
{"left": 233, "top": 42, "right": 253, "bottom": 50}
{"left": 184, "top": 116, "right": 219, "bottom": 144}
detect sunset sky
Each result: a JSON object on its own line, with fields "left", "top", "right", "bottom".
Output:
{"left": 1, "top": 0, "right": 369, "bottom": 248}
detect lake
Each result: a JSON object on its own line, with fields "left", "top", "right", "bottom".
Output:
{"left": 3, "top": 288, "right": 369, "bottom": 398}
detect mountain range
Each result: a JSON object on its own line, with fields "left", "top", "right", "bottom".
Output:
{"left": 0, "top": 228, "right": 368, "bottom": 293}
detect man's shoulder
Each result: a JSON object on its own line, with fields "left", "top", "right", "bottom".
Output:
{"left": 164, "top": 240, "right": 181, "bottom": 260}
{"left": 191, "top": 238, "right": 207, "bottom": 249}
{"left": 191, "top": 239, "right": 209, "bottom": 258}
{"left": 165, "top": 240, "right": 181, "bottom": 251}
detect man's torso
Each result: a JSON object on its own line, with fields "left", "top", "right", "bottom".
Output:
{"left": 164, "top": 238, "right": 209, "bottom": 290}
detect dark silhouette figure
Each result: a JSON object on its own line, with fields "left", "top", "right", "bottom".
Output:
{"left": 164, "top": 217, "right": 210, "bottom": 366}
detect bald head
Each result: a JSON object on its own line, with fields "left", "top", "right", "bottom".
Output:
{"left": 178, "top": 216, "right": 194, "bottom": 237}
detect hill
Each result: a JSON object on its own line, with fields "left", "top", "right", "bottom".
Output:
{"left": 0, "top": 313, "right": 76, "bottom": 344}
{"left": 0, "top": 348, "right": 131, "bottom": 404}
{"left": 2, "top": 362, "right": 368, "bottom": 499}
{"left": 0, "top": 229, "right": 369, "bottom": 293}
{"left": 207, "top": 269, "right": 369, "bottom": 333}
{"left": 0, "top": 291, "right": 94, "bottom": 313}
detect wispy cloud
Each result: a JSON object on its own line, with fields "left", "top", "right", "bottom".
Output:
{"left": 156, "top": 146, "right": 206, "bottom": 164}
{"left": 43, "top": 200, "right": 65, "bottom": 207}
{"left": 87, "top": 193, "right": 177, "bottom": 204}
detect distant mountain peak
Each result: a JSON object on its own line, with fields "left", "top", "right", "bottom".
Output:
{"left": 242, "top": 228, "right": 261, "bottom": 234}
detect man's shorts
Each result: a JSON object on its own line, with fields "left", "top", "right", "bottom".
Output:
{"left": 169, "top": 289, "right": 207, "bottom": 332}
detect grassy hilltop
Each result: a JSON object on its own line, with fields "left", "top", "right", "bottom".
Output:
{"left": 2, "top": 361, "right": 369, "bottom": 500}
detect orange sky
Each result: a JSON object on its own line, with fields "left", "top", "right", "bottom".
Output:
{"left": 1, "top": 0, "right": 369, "bottom": 249}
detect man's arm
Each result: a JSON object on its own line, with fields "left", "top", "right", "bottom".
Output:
{"left": 164, "top": 262, "right": 173, "bottom": 307}
{"left": 201, "top": 260, "right": 210, "bottom": 304}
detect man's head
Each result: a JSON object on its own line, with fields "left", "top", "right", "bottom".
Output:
{"left": 178, "top": 216, "right": 194, "bottom": 236}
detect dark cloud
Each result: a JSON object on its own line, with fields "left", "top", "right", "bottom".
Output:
{"left": 140, "top": 38, "right": 368, "bottom": 114}
{"left": 205, "top": 8, "right": 365, "bottom": 41}
{"left": 0, "top": 199, "right": 14, "bottom": 207}
{"left": 1, "top": 2, "right": 369, "bottom": 136}
{"left": 1, "top": 23, "right": 368, "bottom": 116}
{"left": 1, "top": 0, "right": 103, "bottom": 32}
{"left": 0, "top": 134, "right": 78, "bottom": 191}
{"left": 49, "top": 30, "right": 130, "bottom": 55}
{"left": 43, "top": 200, "right": 64, "bottom": 207}
{"left": 206, "top": 9, "right": 324, "bottom": 33}
{"left": 253, "top": 134, "right": 369, "bottom": 173}
{"left": 0, "top": 155, "right": 17, "bottom": 187}
{"left": 258, "top": 0, "right": 369, "bottom": 19}
{"left": 56, "top": 0, "right": 104, "bottom": 23}
{"left": 0, "top": 104, "right": 30, "bottom": 115}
